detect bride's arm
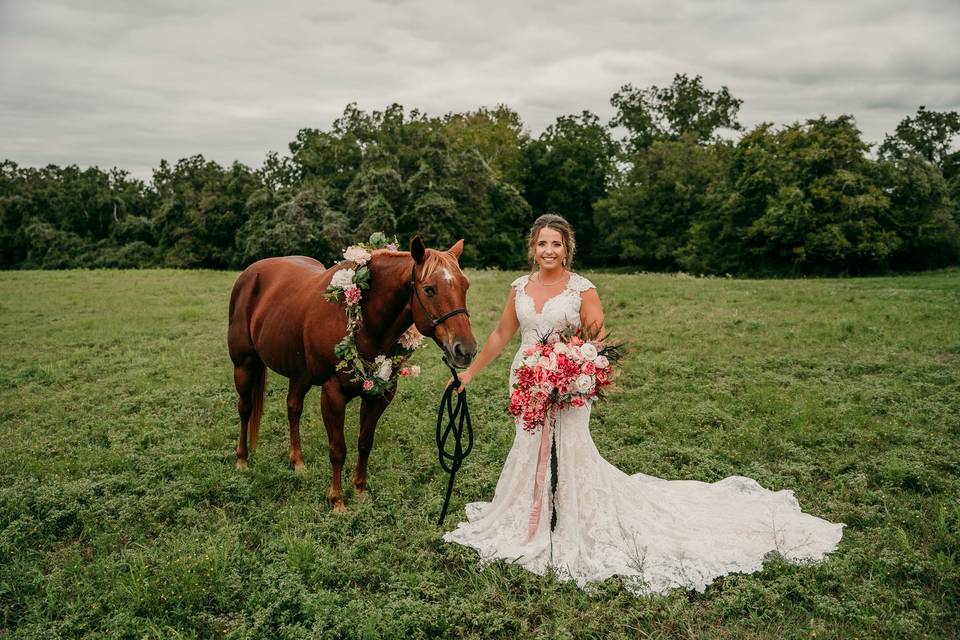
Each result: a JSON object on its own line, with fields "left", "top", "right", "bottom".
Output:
{"left": 450, "top": 286, "right": 520, "bottom": 392}
{"left": 580, "top": 288, "right": 606, "bottom": 342}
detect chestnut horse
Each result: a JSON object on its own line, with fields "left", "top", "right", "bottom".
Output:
{"left": 227, "top": 236, "right": 477, "bottom": 511}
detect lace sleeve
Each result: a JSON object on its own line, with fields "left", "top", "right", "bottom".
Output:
{"left": 510, "top": 275, "right": 529, "bottom": 289}
{"left": 568, "top": 273, "right": 596, "bottom": 292}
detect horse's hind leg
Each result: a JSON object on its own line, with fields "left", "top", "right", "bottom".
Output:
{"left": 287, "top": 378, "right": 311, "bottom": 472}
{"left": 320, "top": 381, "right": 349, "bottom": 512}
{"left": 353, "top": 392, "right": 393, "bottom": 499}
{"left": 234, "top": 355, "right": 265, "bottom": 470}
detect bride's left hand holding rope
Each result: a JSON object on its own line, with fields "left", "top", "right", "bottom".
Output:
{"left": 447, "top": 369, "right": 474, "bottom": 394}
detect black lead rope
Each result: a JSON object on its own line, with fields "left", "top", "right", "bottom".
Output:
{"left": 436, "top": 360, "right": 474, "bottom": 526}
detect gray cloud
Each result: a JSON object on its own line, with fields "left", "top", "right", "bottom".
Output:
{"left": 1, "top": 0, "right": 958, "bottom": 179}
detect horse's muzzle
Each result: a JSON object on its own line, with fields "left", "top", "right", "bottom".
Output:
{"left": 445, "top": 340, "right": 476, "bottom": 369}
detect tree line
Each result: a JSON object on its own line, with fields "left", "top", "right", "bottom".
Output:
{"left": 2, "top": 74, "right": 958, "bottom": 275}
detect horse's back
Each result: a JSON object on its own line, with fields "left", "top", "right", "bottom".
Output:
{"left": 231, "top": 256, "right": 327, "bottom": 309}
{"left": 228, "top": 256, "right": 331, "bottom": 368}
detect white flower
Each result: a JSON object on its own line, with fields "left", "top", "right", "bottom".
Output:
{"left": 579, "top": 343, "right": 599, "bottom": 361}
{"left": 343, "top": 246, "right": 371, "bottom": 265}
{"left": 398, "top": 325, "right": 424, "bottom": 350}
{"left": 374, "top": 354, "right": 392, "bottom": 381}
{"left": 409, "top": 365, "right": 421, "bottom": 376}
{"left": 329, "top": 268, "right": 356, "bottom": 290}
{"left": 594, "top": 355, "right": 609, "bottom": 370}
{"left": 575, "top": 374, "right": 594, "bottom": 393}
{"left": 567, "top": 345, "right": 584, "bottom": 362}
{"left": 523, "top": 354, "right": 539, "bottom": 367}
{"left": 547, "top": 333, "right": 561, "bottom": 344}
{"left": 553, "top": 342, "right": 568, "bottom": 355}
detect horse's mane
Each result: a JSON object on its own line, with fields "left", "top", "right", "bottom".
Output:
{"left": 369, "top": 248, "right": 463, "bottom": 282}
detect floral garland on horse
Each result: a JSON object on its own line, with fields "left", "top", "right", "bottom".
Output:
{"left": 323, "top": 232, "right": 425, "bottom": 396}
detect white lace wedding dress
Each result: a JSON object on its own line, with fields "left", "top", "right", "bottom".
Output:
{"left": 442, "top": 272, "right": 845, "bottom": 596}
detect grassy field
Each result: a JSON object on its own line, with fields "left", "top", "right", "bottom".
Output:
{"left": 1, "top": 267, "right": 958, "bottom": 639}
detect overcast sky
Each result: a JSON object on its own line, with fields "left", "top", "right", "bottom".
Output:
{"left": 2, "top": 0, "right": 958, "bottom": 180}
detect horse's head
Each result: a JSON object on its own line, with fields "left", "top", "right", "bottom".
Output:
{"left": 409, "top": 236, "right": 478, "bottom": 369}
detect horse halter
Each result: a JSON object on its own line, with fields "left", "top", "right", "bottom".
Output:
{"left": 410, "top": 263, "right": 470, "bottom": 328}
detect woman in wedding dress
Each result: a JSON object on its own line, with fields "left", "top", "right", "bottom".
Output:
{"left": 442, "top": 214, "right": 845, "bottom": 596}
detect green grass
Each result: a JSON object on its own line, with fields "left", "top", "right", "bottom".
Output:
{"left": 1, "top": 267, "right": 958, "bottom": 639}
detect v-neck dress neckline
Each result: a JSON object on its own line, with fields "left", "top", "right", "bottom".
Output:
{"left": 521, "top": 273, "right": 573, "bottom": 315}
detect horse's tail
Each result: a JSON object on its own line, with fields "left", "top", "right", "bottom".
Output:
{"left": 248, "top": 365, "right": 267, "bottom": 450}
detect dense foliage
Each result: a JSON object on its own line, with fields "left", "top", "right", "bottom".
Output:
{"left": 3, "top": 75, "right": 958, "bottom": 275}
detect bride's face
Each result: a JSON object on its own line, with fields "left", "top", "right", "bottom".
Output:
{"left": 534, "top": 227, "right": 566, "bottom": 271}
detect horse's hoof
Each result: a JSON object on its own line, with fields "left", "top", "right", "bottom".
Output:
{"left": 290, "top": 461, "right": 306, "bottom": 473}
{"left": 355, "top": 488, "right": 370, "bottom": 501}
{"left": 331, "top": 501, "right": 347, "bottom": 513}
{"left": 236, "top": 459, "right": 248, "bottom": 471}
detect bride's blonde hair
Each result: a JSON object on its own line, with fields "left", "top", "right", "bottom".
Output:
{"left": 527, "top": 213, "right": 576, "bottom": 271}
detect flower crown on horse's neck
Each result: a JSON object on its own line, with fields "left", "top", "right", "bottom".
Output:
{"left": 324, "top": 235, "right": 472, "bottom": 395}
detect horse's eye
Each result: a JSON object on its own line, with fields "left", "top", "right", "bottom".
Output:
{"left": 424, "top": 285, "right": 436, "bottom": 297}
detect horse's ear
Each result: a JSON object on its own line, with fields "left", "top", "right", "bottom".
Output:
{"left": 447, "top": 239, "right": 464, "bottom": 259}
{"left": 411, "top": 236, "right": 426, "bottom": 264}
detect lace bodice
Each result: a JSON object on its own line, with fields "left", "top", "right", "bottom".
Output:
{"left": 511, "top": 272, "right": 596, "bottom": 347}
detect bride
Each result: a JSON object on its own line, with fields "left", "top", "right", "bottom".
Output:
{"left": 442, "top": 213, "right": 844, "bottom": 596}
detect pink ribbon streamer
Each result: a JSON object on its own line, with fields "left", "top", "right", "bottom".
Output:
{"left": 527, "top": 409, "right": 554, "bottom": 541}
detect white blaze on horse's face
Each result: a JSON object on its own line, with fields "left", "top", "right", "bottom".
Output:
{"left": 441, "top": 268, "right": 454, "bottom": 284}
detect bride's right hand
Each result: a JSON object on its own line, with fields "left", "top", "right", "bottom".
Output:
{"left": 447, "top": 370, "right": 474, "bottom": 394}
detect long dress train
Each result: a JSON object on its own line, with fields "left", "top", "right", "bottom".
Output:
{"left": 442, "top": 273, "right": 844, "bottom": 596}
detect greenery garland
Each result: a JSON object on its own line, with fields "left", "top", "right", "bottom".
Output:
{"left": 323, "top": 232, "right": 424, "bottom": 396}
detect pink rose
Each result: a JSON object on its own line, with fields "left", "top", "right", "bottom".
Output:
{"left": 410, "top": 365, "right": 421, "bottom": 376}
{"left": 534, "top": 367, "right": 551, "bottom": 385}
{"left": 344, "top": 285, "right": 362, "bottom": 305}
{"left": 362, "top": 379, "right": 374, "bottom": 391}
{"left": 581, "top": 361, "right": 597, "bottom": 375}
{"left": 399, "top": 367, "right": 411, "bottom": 377}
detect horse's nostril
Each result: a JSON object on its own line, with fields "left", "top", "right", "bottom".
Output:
{"left": 454, "top": 342, "right": 464, "bottom": 357}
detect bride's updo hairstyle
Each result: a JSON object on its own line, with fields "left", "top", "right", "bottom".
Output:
{"left": 527, "top": 213, "right": 576, "bottom": 271}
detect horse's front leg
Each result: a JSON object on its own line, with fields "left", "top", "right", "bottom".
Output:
{"left": 353, "top": 390, "right": 395, "bottom": 499}
{"left": 320, "top": 381, "right": 349, "bottom": 512}
{"left": 287, "top": 378, "right": 311, "bottom": 472}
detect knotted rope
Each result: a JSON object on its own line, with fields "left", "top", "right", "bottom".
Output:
{"left": 436, "top": 360, "right": 474, "bottom": 526}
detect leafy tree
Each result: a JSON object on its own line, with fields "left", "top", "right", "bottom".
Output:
{"left": 237, "top": 188, "right": 348, "bottom": 265}
{"left": 682, "top": 117, "right": 904, "bottom": 275}
{"left": 521, "top": 111, "right": 616, "bottom": 266}
{"left": 879, "top": 106, "right": 960, "bottom": 169}
{"left": 0, "top": 162, "right": 157, "bottom": 268}
{"left": 876, "top": 154, "right": 960, "bottom": 269}
{"left": 443, "top": 105, "right": 528, "bottom": 186}
{"left": 344, "top": 154, "right": 404, "bottom": 240}
{"left": 152, "top": 156, "right": 261, "bottom": 268}
{"left": 595, "top": 137, "right": 725, "bottom": 270}
{"left": 610, "top": 73, "right": 743, "bottom": 153}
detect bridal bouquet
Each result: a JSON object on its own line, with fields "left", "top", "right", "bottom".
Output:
{"left": 508, "top": 324, "right": 622, "bottom": 433}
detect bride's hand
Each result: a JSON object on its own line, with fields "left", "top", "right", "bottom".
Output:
{"left": 446, "top": 370, "right": 474, "bottom": 394}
